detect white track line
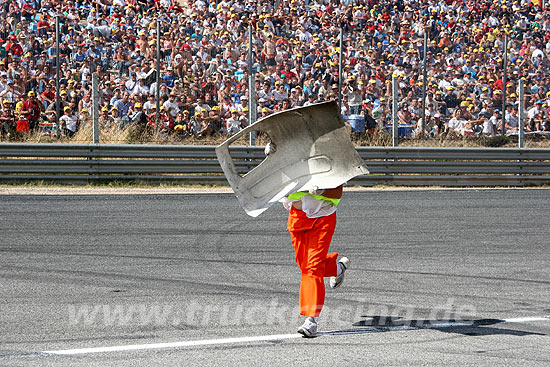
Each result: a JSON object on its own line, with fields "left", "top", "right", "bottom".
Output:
{"left": 39, "top": 315, "right": 550, "bottom": 357}
{"left": 43, "top": 333, "right": 303, "bottom": 355}
{"left": 501, "top": 316, "right": 549, "bottom": 323}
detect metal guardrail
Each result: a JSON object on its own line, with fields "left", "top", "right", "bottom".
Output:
{"left": 1, "top": 143, "right": 550, "bottom": 186}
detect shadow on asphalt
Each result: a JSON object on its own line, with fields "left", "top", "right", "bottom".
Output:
{"left": 347, "top": 316, "right": 546, "bottom": 337}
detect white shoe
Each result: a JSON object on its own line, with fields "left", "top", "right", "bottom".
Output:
{"left": 297, "top": 317, "right": 318, "bottom": 338}
{"left": 329, "top": 257, "right": 350, "bottom": 289}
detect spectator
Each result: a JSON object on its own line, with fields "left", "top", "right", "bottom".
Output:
{"left": 40, "top": 82, "right": 56, "bottom": 109}
{"left": 113, "top": 92, "right": 131, "bottom": 119}
{"left": 99, "top": 106, "right": 113, "bottom": 130}
{"left": 225, "top": 109, "right": 242, "bottom": 134}
{"left": 110, "top": 106, "right": 123, "bottom": 129}
{"left": 432, "top": 113, "right": 445, "bottom": 137}
{"left": 163, "top": 92, "right": 179, "bottom": 120}
{"left": 128, "top": 102, "right": 147, "bottom": 128}
{"left": 45, "top": 90, "right": 69, "bottom": 119}
{"left": 158, "top": 106, "right": 174, "bottom": 135}
{"left": 143, "top": 95, "right": 156, "bottom": 115}
{"left": 448, "top": 109, "right": 467, "bottom": 136}
{"left": 239, "top": 107, "right": 249, "bottom": 128}
{"left": 0, "top": 80, "right": 22, "bottom": 106}
{"left": 59, "top": 106, "right": 78, "bottom": 137}
{"left": 20, "top": 91, "right": 43, "bottom": 130}
{"left": 528, "top": 101, "right": 547, "bottom": 131}
{"left": 483, "top": 110, "right": 500, "bottom": 136}
{"left": 174, "top": 110, "right": 191, "bottom": 136}
{"left": 505, "top": 104, "right": 520, "bottom": 134}
{"left": 398, "top": 103, "right": 413, "bottom": 125}
{"left": 0, "top": 99, "right": 14, "bottom": 137}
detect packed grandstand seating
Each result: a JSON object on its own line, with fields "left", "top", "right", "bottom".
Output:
{"left": 0, "top": 0, "right": 549, "bottom": 140}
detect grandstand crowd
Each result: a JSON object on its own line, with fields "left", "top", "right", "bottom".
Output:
{"left": 0, "top": 0, "right": 550, "bottom": 140}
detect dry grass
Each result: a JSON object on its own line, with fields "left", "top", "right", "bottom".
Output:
{"left": 352, "top": 130, "right": 550, "bottom": 148}
{"left": 71, "top": 120, "right": 257, "bottom": 146}
{"left": 2, "top": 123, "right": 549, "bottom": 148}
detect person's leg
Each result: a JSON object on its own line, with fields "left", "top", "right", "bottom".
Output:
{"left": 292, "top": 230, "right": 323, "bottom": 317}
{"left": 291, "top": 213, "right": 337, "bottom": 318}
{"left": 323, "top": 252, "right": 339, "bottom": 277}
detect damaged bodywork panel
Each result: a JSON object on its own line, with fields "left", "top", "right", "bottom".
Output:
{"left": 216, "top": 101, "right": 369, "bottom": 217}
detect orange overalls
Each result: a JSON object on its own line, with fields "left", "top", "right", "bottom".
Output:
{"left": 287, "top": 206, "right": 338, "bottom": 317}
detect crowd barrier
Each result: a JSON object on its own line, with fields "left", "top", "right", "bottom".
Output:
{"left": 1, "top": 143, "right": 550, "bottom": 186}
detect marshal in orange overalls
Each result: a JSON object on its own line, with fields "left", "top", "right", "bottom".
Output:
{"left": 286, "top": 186, "right": 343, "bottom": 317}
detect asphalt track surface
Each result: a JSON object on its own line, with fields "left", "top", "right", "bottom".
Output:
{"left": 1, "top": 189, "right": 549, "bottom": 366}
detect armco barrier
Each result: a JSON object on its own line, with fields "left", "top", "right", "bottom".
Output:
{"left": 1, "top": 143, "right": 550, "bottom": 186}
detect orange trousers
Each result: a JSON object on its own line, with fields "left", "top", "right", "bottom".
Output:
{"left": 287, "top": 207, "right": 338, "bottom": 317}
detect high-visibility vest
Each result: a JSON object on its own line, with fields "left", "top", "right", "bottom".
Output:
{"left": 287, "top": 191, "right": 341, "bottom": 207}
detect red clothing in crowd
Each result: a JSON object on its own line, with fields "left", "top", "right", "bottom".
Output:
{"left": 40, "top": 90, "right": 55, "bottom": 105}
{"left": 21, "top": 99, "right": 42, "bottom": 123}
{"left": 5, "top": 42, "right": 23, "bottom": 56}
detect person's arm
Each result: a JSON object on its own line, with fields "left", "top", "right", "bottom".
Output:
{"left": 12, "top": 84, "right": 24, "bottom": 93}
{"left": 58, "top": 115, "right": 65, "bottom": 128}
{"left": 505, "top": 119, "right": 514, "bottom": 131}
{"left": 470, "top": 118, "right": 486, "bottom": 126}
{"left": 19, "top": 101, "right": 31, "bottom": 115}
{"left": 397, "top": 110, "right": 407, "bottom": 124}
{"left": 322, "top": 184, "right": 343, "bottom": 199}
{"left": 41, "top": 92, "right": 53, "bottom": 105}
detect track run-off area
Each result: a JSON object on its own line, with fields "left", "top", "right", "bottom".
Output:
{"left": 1, "top": 188, "right": 549, "bottom": 366}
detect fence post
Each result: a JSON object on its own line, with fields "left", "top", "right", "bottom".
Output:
{"left": 55, "top": 15, "right": 60, "bottom": 125}
{"left": 518, "top": 79, "right": 524, "bottom": 148}
{"left": 338, "top": 28, "right": 343, "bottom": 113}
{"left": 392, "top": 74, "right": 399, "bottom": 147}
{"left": 92, "top": 74, "right": 99, "bottom": 144}
{"left": 248, "top": 22, "right": 257, "bottom": 146}
{"left": 156, "top": 19, "right": 161, "bottom": 127}
{"left": 420, "top": 30, "right": 428, "bottom": 138}
{"left": 501, "top": 34, "right": 508, "bottom": 136}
